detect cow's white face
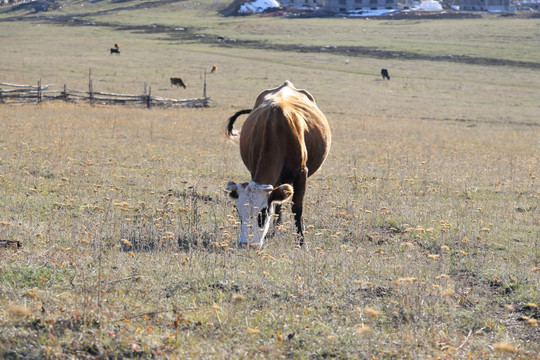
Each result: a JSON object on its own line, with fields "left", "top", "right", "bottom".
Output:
{"left": 226, "top": 181, "right": 293, "bottom": 247}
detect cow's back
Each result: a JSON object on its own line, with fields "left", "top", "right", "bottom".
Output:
{"left": 239, "top": 82, "right": 330, "bottom": 184}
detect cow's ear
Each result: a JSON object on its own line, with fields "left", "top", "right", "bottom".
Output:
{"left": 226, "top": 181, "right": 239, "bottom": 199}
{"left": 256, "top": 184, "right": 274, "bottom": 193}
{"left": 269, "top": 184, "right": 293, "bottom": 204}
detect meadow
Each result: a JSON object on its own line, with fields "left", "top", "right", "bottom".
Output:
{"left": 0, "top": 1, "right": 539, "bottom": 358}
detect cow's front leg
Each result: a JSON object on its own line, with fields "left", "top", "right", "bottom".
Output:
{"left": 267, "top": 203, "right": 282, "bottom": 238}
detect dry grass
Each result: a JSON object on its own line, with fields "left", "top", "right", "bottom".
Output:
{"left": 0, "top": 99, "right": 538, "bottom": 358}
{"left": 1, "top": 2, "right": 539, "bottom": 358}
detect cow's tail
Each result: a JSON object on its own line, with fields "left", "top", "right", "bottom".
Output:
{"left": 226, "top": 109, "right": 251, "bottom": 139}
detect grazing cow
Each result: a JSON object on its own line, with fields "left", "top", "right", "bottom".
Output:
{"left": 211, "top": 65, "right": 218, "bottom": 73}
{"left": 381, "top": 68, "right": 390, "bottom": 80}
{"left": 226, "top": 81, "right": 331, "bottom": 247}
{"left": 110, "top": 48, "right": 120, "bottom": 55}
{"left": 170, "top": 77, "right": 187, "bottom": 89}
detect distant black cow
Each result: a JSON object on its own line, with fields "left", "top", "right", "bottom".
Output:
{"left": 381, "top": 68, "right": 390, "bottom": 80}
{"left": 110, "top": 48, "right": 120, "bottom": 55}
{"left": 170, "top": 77, "right": 187, "bottom": 89}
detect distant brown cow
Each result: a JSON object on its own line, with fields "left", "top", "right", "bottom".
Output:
{"left": 211, "top": 65, "right": 218, "bottom": 73}
{"left": 170, "top": 77, "right": 187, "bottom": 89}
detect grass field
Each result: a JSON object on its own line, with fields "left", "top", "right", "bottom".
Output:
{"left": 1, "top": 1, "right": 539, "bottom": 358}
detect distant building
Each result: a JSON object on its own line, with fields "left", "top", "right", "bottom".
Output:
{"left": 321, "top": 0, "right": 399, "bottom": 12}
{"left": 514, "top": 0, "right": 540, "bottom": 10}
{"left": 459, "top": 0, "right": 515, "bottom": 11}
{"left": 280, "top": 0, "right": 324, "bottom": 8}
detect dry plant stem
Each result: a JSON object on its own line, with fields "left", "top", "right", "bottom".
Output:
{"left": 96, "top": 197, "right": 113, "bottom": 327}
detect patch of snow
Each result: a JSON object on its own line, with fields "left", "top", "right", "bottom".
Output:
{"left": 346, "top": 9, "right": 396, "bottom": 17}
{"left": 419, "top": 1, "right": 443, "bottom": 11}
{"left": 239, "top": 0, "right": 281, "bottom": 13}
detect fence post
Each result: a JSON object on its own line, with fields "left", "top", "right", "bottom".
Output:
{"left": 146, "top": 86, "right": 152, "bottom": 108}
{"left": 0, "top": 87, "right": 3, "bottom": 104}
{"left": 37, "top": 78, "right": 42, "bottom": 103}
{"left": 63, "top": 84, "right": 68, "bottom": 101}
{"left": 203, "top": 69, "right": 208, "bottom": 107}
{"left": 89, "top": 69, "right": 94, "bottom": 106}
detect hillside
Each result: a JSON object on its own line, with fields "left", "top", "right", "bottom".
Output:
{"left": 0, "top": 0, "right": 540, "bottom": 69}
{"left": 1, "top": 0, "right": 540, "bottom": 70}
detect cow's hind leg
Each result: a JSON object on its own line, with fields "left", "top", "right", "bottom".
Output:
{"left": 292, "top": 167, "right": 308, "bottom": 246}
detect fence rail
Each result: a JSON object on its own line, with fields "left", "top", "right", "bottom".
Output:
{"left": 0, "top": 75, "right": 210, "bottom": 108}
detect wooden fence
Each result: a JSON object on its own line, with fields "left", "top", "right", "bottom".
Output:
{"left": 0, "top": 72, "right": 210, "bottom": 108}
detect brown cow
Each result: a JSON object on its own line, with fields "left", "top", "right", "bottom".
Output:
{"left": 211, "top": 65, "right": 218, "bottom": 73}
{"left": 226, "top": 81, "right": 331, "bottom": 247}
{"left": 170, "top": 77, "right": 186, "bottom": 89}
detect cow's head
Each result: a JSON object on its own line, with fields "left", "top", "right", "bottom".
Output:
{"left": 226, "top": 181, "right": 293, "bottom": 247}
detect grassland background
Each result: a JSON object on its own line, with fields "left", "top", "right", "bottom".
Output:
{"left": 0, "top": 1, "right": 539, "bottom": 358}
